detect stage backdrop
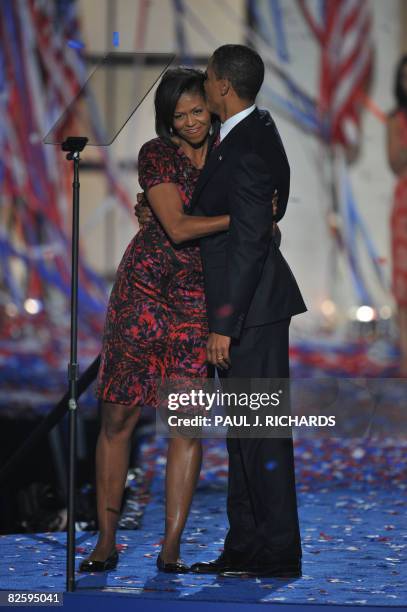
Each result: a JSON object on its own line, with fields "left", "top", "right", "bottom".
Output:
{"left": 74, "top": 0, "right": 401, "bottom": 333}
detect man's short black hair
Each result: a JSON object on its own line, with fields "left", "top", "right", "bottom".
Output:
{"left": 155, "top": 68, "right": 205, "bottom": 145}
{"left": 211, "top": 44, "right": 264, "bottom": 101}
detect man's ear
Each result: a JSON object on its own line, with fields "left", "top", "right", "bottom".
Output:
{"left": 220, "top": 78, "right": 230, "bottom": 97}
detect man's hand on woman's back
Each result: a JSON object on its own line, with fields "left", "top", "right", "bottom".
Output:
{"left": 134, "top": 192, "right": 154, "bottom": 227}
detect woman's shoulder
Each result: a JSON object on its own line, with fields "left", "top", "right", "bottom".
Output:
{"left": 138, "top": 137, "right": 180, "bottom": 187}
{"left": 138, "top": 137, "right": 177, "bottom": 160}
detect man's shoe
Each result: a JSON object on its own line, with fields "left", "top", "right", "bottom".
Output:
{"left": 190, "top": 553, "right": 233, "bottom": 574}
{"left": 156, "top": 553, "right": 189, "bottom": 573}
{"left": 79, "top": 549, "right": 119, "bottom": 573}
{"left": 221, "top": 561, "right": 302, "bottom": 579}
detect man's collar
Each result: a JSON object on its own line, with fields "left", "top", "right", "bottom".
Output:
{"left": 220, "top": 104, "right": 256, "bottom": 142}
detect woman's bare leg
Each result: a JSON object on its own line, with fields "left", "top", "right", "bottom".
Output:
{"left": 87, "top": 401, "right": 141, "bottom": 561}
{"left": 161, "top": 436, "right": 202, "bottom": 562}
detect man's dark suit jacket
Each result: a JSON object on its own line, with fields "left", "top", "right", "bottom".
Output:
{"left": 190, "top": 107, "right": 307, "bottom": 339}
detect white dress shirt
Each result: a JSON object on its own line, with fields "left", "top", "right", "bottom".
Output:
{"left": 219, "top": 104, "right": 256, "bottom": 142}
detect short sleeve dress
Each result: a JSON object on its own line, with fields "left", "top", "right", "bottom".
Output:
{"left": 96, "top": 138, "right": 208, "bottom": 407}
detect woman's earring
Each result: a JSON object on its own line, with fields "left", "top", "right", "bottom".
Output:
{"left": 209, "top": 125, "right": 214, "bottom": 136}
{"left": 169, "top": 127, "right": 174, "bottom": 135}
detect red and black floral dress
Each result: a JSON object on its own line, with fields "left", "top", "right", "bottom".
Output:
{"left": 96, "top": 138, "right": 208, "bottom": 407}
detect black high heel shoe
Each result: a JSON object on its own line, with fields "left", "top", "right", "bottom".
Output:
{"left": 156, "top": 553, "right": 189, "bottom": 573}
{"left": 79, "top": 548, "right": 119, "bottom": 573}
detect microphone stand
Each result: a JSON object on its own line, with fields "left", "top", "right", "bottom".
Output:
{"left": 61, "top": 136, "right": 88, "bottom": 592}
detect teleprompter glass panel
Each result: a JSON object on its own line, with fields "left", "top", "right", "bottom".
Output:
{"left": 43, "top": 52, "right": 175, "bottom": 146}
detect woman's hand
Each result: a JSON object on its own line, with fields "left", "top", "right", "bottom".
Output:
{"left": 134, "top": 192, "right": 154, "bottom": 227}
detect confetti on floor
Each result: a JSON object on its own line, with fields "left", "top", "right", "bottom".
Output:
{"left": 1, "top": 437, "right": 406, "bottom": 606}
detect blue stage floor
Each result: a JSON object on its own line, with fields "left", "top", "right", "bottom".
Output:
{"left": 1, "top": 438, "right": 406, "bottom": 607}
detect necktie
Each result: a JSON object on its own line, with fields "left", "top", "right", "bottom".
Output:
{"left": 212, "top": 131, "right": 221, "bottom": 149}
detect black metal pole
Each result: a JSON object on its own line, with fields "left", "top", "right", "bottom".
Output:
{"left": 67, "top": 149, "right": 81, "bottom": 592}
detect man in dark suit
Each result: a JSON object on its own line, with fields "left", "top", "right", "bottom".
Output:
{"left": 190, "top": 45, "right": 307, "bottom": 578}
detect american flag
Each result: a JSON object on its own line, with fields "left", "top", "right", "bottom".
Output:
{"left": 299, "top": 0, "right": 374, "bottom": 147}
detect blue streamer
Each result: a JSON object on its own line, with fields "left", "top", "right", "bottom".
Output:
{"left": 3, "top": 1, "right": 25, "bottom": 95}
{"left": 172, "top": 0, "right": 192, "bottom": 66}
{"left": 67, "top": 39, "right": 85, "bottom": 50}
{"left": 248, "top": 0, "right": 289, "bottom": 62}
{"left": 248, "top": 0, "right": 273, "bottom": 47}
{"left": 342, "top": 169, "right": 374, "bottom": 305}
{"left": 283, "top": 76, "right": 318, "bottom": 120}
{"left": 0, "top": 235, "right": 106, "bottom": 316}
{"left": 0, "top": 47, "right": 6, "bottom": 188}
{"left": 269, "top": 0, "right": 289, "bottom": 62}
{"left": 344, "top": 172, "right": 388, "bottom": 294}
{"left": 112, "top": 31, "right": 120, "bottom": 47}
{"left": 262, "top": 83, "right": 321, "bottom": 134}
{"left": 319, "top": 0, "right": 327, "bottom": 26}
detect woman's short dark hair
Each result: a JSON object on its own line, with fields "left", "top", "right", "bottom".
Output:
{"left": 211, "top": 44, "right": 264, "bottom": 102}
{"left": 394, "top": 54, "right": 407, "bottom": 110}
{"left": 155, "top": 68, "right": 206, "bottom": 144}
